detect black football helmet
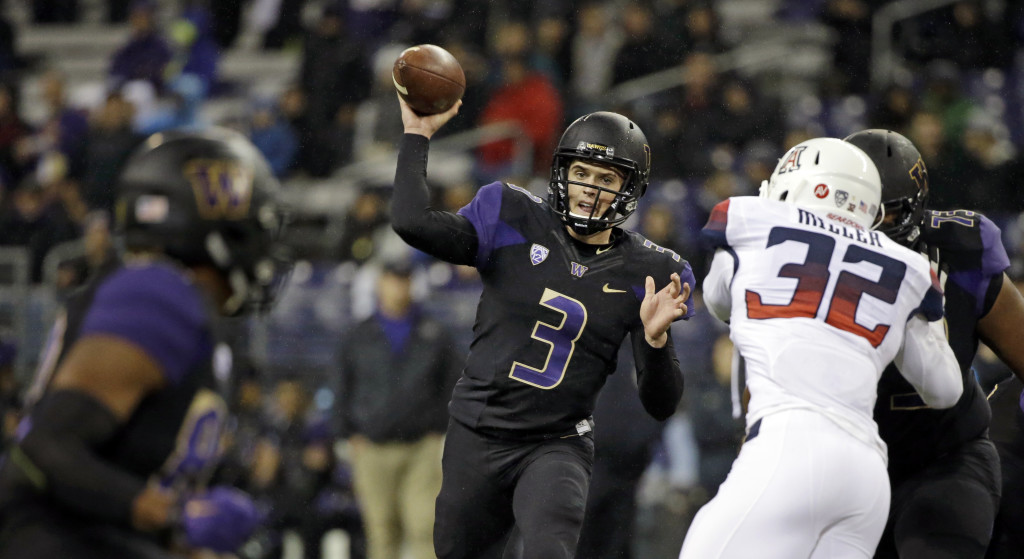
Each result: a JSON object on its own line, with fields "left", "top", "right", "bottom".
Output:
{"left": 116, "top": 126, "right": 290, "bottom": 315}
{"left": 548, "top": 111, "right": 651, "bottom": 236}
{"left": 843, "top": 129, "right": 929, "bottom": 247}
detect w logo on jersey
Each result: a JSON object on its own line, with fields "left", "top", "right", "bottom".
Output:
{"left": 570, "top": 262, "right": 588, "bottom": 277}
{"left": 777, "top": 146, "right": 807, "bottom": 174}
{"left": 185, "top": 159, "right": 254, "bottom": 220}
{"left": 530, "top": 244, "right": 549, "bottom": 265}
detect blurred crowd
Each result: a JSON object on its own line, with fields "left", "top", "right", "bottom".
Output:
{"left": 2, "top": 0, "right": 1024, "bottom": 557}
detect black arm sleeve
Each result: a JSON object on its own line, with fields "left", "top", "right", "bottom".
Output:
{"left": 631, "top": 328, "right": 684, "bottom": 421}
{"left": 15, "top": 389, "right": 146, "bottom": 526}
{"left": 391, "top": 134, "right": 479, "bottom": 265}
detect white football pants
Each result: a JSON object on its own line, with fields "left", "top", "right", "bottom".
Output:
{"left": 679, "top": 409, "right": 889, "bottom": 559}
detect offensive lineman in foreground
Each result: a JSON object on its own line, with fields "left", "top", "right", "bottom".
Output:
{"left": 680, "top": 138, "right": 963, "bottom": 559}
{"left": 391, "top": 96, "right": 694, "bottom": 559}
{"left": 0, "top": 128, "right": 289, "bottom": 558}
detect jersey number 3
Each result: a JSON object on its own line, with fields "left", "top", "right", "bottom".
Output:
{"left": 746, "top": 227, "right": 907, "bottom": 347}
{"left": 509, "top": 288, "right": 588, "bottom": 389}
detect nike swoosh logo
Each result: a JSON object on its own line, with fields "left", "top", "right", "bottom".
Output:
{"left": 392, "top": 73, "right": 409, "bottom": 95}
{"left": 603, "top": 284, "right": 627, "bottom": 293}
{"left": 596, "top": 245, "right": 612, "bottom": 254}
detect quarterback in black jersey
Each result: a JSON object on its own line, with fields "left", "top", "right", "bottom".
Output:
{"left": 0, "top": 128, "right": 289, "bottom": 558}
{"left": 392, "top": 98, "right": 693, "bottom": 559}
{"left": 845, "top": 130, "right": 1024, "bottom": 559}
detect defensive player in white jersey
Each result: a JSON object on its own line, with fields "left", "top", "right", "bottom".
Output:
{"left": 678, "top": 138, "right": 963, "bottom": 559}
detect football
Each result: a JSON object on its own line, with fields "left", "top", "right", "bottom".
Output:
{"left": 393, "top": 44, "right": 466, "bottom": 116}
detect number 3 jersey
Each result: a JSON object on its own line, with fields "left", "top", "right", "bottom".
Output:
{"left": 451, "top": 182, "right": 695, "bottom": 439}
{"left": 701, "top": 197, "right": 951, "bottom": 456}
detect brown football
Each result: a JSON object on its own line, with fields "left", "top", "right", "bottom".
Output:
{"left": 393, "top": 44, "right": 466, "bottom": 116}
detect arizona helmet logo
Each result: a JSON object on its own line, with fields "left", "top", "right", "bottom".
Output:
{"left": 777, "top": 146, "right": 807, "bottom": 174}
{"left": 530, "top": 244, "right": 549, "bottom": 265}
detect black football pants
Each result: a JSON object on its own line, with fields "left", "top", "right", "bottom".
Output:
{"left": 873, "top": 437, "right": 1001, "bottom": 559}
{"left": 433, "top": 418, "right": 594, "bottom": 559}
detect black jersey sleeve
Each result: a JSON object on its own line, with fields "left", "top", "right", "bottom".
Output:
{"left": 14, "top": 389, "right": 146, "bottom": 526}
{"left": 391, "top": 134, "right": 478, "bottom": 265}
{"left": 631, "top": 326, "right": 684, "bottom": 421}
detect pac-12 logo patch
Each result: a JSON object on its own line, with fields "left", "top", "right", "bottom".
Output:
{"left": 835, "top": 190, "right": 849, "bottom": 207}
{"left": 530, "top": 244, "right": 549, "bottom": 265}
{"left": 814, "top": 183, "right": 829, "bottom": 198}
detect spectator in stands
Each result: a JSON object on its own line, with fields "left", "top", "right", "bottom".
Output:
{"left": 108, "top": 0, "right": 173, "bottom": 92}
{"left": 920, "top": 59, "right": 981, "bottom": 143}
{"left": 477, "top": 20, "right": 563, "bottom": 180}
{"left": 336, "top": 189, "right": 391, "bottom": 266}
{"left": 249, "top": 377, "right": 337, "bottom": 559}
{"left": 0, "top": 175, "right": 79, "bottom": 283}
{"left": 905, "top": 1, "right": 1015, "bottom": 71}
{"left": 165, "top": 4, "right": 221, "bottom": 96}
{"left": 82, "top": 91, "right": 141, "bottom": 213}
{"left": 429, "top": 39, "right": 489, "bottom": 137}
{"left": 647, "top": 51, "right": 722, "bottom": 179}
{"left": 248, "top": 97, "right": 298, "bottom": 178}
{"left": 15, "top": 70, "right": 88, "bottom": 180}
{"left": 613, "top": 1, "right": 680, "bottom": 87}
{"left": 352, "top": 44, "right": 408, "bottom": 159}
{"left": 689, "top": 333, "right": 744, "bottom": 499}
{"left": 337, "top": 258, "right": 461, "bottom": 559}
{"left": 53, "top": 210, "right": 119, "bottom": 296}
{"left": 275, "top": 84, "right": 317, "bottom": 175}
{"left": 711, "top": 75, "right": 784, "bottom": 152}
{"left": 531, "top": 7, "right": 573, "bottom": 91}
{"left": 818, "top": 0, "right": 878, "bottom": 94}
{"left": 905, "top": 109, "right": 966, "bottom": 209}
{"left": 297, "top": 2, "right": 371, "bottom": 177}
{"left": 948, "top": 109, "right": 1023, "bottom": 216}
{"left": 869, "top": 83, "right": 918, "bottom": 132}
{"left": 569, "top": 2, "right": 623, "bottom": 114}
{"left": 135, "top": 73, "right": 207, "bottom": 135}
{"left": 677, "top": 2, "right": 725, "bottom": 54}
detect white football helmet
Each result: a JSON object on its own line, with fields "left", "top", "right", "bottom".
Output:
{"left": 760, "top": 138, "right": 883, "bottom": 229}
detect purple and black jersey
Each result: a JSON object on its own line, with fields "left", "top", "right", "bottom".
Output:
{"left": 449, "top": 182, "right": 694, "bottom": 438}
{"left": 875, "top": 209, "right": 1010, "bottom": 479}
{"left": 13, "top": 261, "right": 223, "bottom": 484}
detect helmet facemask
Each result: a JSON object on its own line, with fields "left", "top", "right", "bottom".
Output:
{"left": 843, "top": 129, "right": 929, "bottom": 248}
{"left": 549, "top": 153, "right": 642, "bottom": 237}
{"left": 207, "top": 202, "right": 292, "bottom": 316}
{"left": 547, "top": 112, "right": 650, "bottom": 237}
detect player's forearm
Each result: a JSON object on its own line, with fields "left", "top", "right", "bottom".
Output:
{"left": 391, "top": 134, "right": 478, "bottom": 264}
{"left": 15, "top": 389, "right": 148, "bottom": 526}
{"left": 978, "top": 273, "right": 1024, "bottom": 383}
{"left": 634, "top": 333, "right": 684, "bottom": 421}
{"left": 896, "top": 316, "right": 963, "bottom": 409}
{"left": 703, "top": 250, "right": 736, "bottom": 323}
